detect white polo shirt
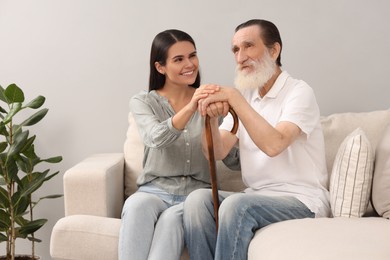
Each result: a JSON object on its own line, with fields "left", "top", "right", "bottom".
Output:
{"left": 221, "top": 71, "right": 330, "bottom": 217}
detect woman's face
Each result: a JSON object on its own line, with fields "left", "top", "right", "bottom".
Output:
{"left": 157, "top": 41, "right": 199, "bottom": 87}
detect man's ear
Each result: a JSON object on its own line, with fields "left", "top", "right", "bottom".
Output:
{"left": 155, "top": 62, "right": 165, "bottom": 75}
{"left": 271, "top": 43, "right": 281, "bottom": 61}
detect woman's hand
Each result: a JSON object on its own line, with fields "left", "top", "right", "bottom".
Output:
{"left": 188, "top": 84, "right": 220, "bottom": 112}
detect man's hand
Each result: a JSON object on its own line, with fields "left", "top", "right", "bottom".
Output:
{"left": 198, "top": 86, "right": 233, "bottom": 117}
{"left": 204, "top": 101, "right": 229, "bottom": 118}
{"left": 188, "top": 84, "right": 220, "bottom": 113}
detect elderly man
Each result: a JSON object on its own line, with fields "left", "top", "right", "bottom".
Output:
{"left": 183, "top": 19, "right": 330, "bottom": 260}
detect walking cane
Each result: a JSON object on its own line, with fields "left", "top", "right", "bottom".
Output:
{"left": 205, "top": 107, "right": 238, "bottom": 233}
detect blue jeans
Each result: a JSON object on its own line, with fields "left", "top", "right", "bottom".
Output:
{"left": 119, "top": 184, "right": 186, "bottom": 260}
{"left": 183, "top": 189, "right": 315, "bottom": 260}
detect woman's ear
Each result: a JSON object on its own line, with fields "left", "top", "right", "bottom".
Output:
{"left": 154, "top": 62, "right": 165, "bottom": 75}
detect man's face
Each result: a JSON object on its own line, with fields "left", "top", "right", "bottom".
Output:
{"left": 232, "top": 25, "right": 276, "bottom": 90}
{"left": 232, "top": 25, "right": 268, "bottom": 74}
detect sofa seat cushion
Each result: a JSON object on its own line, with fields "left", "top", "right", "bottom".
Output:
{"left": 248, "top": 217, "right": 390, "bottom": 260}
{"left": 50, "top": 215, "right": 121, "bottom": 260}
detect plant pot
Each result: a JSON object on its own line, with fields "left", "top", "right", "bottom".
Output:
{"left": 0, "top": 255, "right": 40, "bottom": 260}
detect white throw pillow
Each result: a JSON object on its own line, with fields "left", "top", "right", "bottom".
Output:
{"left": 372, "top": 123, "right": 390, "bottom": 219}
{"left": 329, "top": 128, "right": 374, "bottom": 217}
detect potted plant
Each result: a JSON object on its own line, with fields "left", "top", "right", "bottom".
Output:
{"left": 0, "top": 83, "right": 62, "bottom": 260}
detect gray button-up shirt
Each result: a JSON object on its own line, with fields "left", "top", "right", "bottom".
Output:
{"left": 129, "top": 90, "right": 211, "bottom": 195}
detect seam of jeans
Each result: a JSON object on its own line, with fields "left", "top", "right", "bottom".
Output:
{"left": 230, "top": 203, "right": 251, "bottom": 260}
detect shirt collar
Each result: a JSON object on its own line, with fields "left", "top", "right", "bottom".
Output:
{"left": 264, "top": 70, "right": 290, "bottom": 99}
{"left": 247, "top": 70, "right": 289, "bottom": 103}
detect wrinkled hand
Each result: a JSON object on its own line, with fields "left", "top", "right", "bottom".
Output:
{"left": 204, "top": 101, "right": 229, "bottom": 118}
{"left": 198, "top": 87, "right": 230, "bottom": 117}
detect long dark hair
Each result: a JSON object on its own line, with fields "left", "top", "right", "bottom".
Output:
{"left": 235, "top": 19, "right": 283, "bottom": 66}
{"left": 148, "top": 29, "right": 201, "bottom": 91}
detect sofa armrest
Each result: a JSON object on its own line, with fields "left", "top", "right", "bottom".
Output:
{"left": 64, "top": 153, "right": 124, "bottom": 218}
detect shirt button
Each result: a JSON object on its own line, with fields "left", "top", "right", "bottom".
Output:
{"left": 183, "top": 129, "right": 188, "bottom": 133}
{"left": 186, "top": 143, "right": 190, "bottom": 146}
{"left": 182, "top": 177, "right": 185, "bottom": 181}
{"left": 186, "top": 160, "right": 190, "bottom": 163}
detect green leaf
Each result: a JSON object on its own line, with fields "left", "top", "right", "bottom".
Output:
{"left": 0, "top": 142, "right": 7, "bottom": 153}
{"left": 12, "top": 191, "right": 29, "bottom": 217}
{"left": 25, "top": 95, "right": 45, "bottom": 109}
{"left": 43, "top": 170, "right": 60, "bottom": 182}
{"left": 20, "top": 171, "right": 44, "bottom": 187}
{"left": 42, "top": 156, "right": 63, "bottom": 164}
{"left": 0, "top": 106, "right": 6, "bottom": 113}
{"left": 19, "top": 170, "right": 49, "bottom": 198}
{"left": 0, "top": 176, "right": 5, "bottom": 185}
{"left": 16, "top": 154, "right": 33, "bottom": 173}
{"left": 2, "top": 102, "right": 22, "bottom": 124}
{"left": 0, "top": 123, "right": 6, "bottom": 135}
{"left": 0, "top": 209, "right": 11, "bottom": 229}
{"left": 14, "top": 215, "right": 28, "bottom": 227}
{"left": 19, "top": 218, "right": 47, "bottom": 235}
{"left": 20, "top": 135, "right": 36, "bottom": 154}
{"left": 19, "top": 108, "right": 48, "bottom": 127}
{"left": 5, "top": 159, "right": 19, "bottom": 183}
{"left": 0, "top": 232, "right": 7, "bottom": 242}
{"left": 5, "top": 83, "right": 24, "bottom": 103}
{"left": 27, "top": 236, "right": 42, "bottom": 242}
{"left": 39, "top": 194, "right": 63, "bottom": 200}
{"left": 7, "top": 130, "right": 29, "bottom": 157}
{"left": 0, "top": 186, "right": 9, "bottom": 208}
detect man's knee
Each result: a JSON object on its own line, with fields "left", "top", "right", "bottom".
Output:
{"left": 219, "top": 193, "right": 248, "bottom": 217}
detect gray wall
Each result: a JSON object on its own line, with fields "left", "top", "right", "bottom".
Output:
{"left": 1, "top": 0, "right": 389, "bottom": 258}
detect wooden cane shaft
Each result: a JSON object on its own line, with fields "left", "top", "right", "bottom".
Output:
{"left": 205, "top": 107, "right": 238, "bottom": 234}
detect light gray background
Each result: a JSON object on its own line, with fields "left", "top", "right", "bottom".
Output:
{"left": 1, "top": 0, "right": 389, "bottom": 258}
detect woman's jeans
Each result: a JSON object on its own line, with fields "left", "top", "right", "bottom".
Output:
{"left": 183, "top": 189, "right": 315, "bottom": 260}
{"left": 118, "top": 184, "right": 186, "bottom": 260}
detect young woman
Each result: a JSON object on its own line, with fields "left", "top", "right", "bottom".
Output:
{"left": 118, "top": 29, "right": 218, "bottom": 260}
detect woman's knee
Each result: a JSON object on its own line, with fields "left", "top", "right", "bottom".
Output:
{"left": 184, "top": 188, "right": 213, "bottom": 209}
{"left": 183, "top": 189, "right": 217, "bottom": 223}
{"left": 159, "top": 203, "right": 183, "bottom": 224}
{"left": 122, "top": 192, "right": 165, "bottom": 218}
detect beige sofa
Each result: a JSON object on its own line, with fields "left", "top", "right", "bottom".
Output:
{"left": 50, "top": 109, "right": 390, "bottom": 260}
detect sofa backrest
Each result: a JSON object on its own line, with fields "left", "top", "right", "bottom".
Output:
{"left": 320, "top": 110, "right": 390, "bottom": 175}
{"left": 124, "top": 110, "right": 390, "bottom": 197}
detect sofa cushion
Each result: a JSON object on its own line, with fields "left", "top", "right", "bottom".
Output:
{"left": 248, "top": 217, "right": 390, "bottom": 260}
{"left": 372, "top": 123, "right": 390, "bottom": 219}
{"left": 50, "top": 215, "right": 121, "bottom": 260}
{"left": 320, "top": 109, "right": 390, "bottom": 177}
{"left": 124, "top": 112, "right": 144, "bottom": 197}
{"left": 329, "top": 128, "right": 374, "bottom": 217}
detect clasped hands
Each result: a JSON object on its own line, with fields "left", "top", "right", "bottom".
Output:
{"left": 195, "top": 84, "right": 231, "bottom": 118}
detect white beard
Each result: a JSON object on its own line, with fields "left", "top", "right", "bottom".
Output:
{"left": 234, "top": 50, "right": 276, "bottom": 91}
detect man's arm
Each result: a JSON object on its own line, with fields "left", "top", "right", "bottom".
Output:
{"left": 200, "top": 87, "right": 301, "bottom": 157}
